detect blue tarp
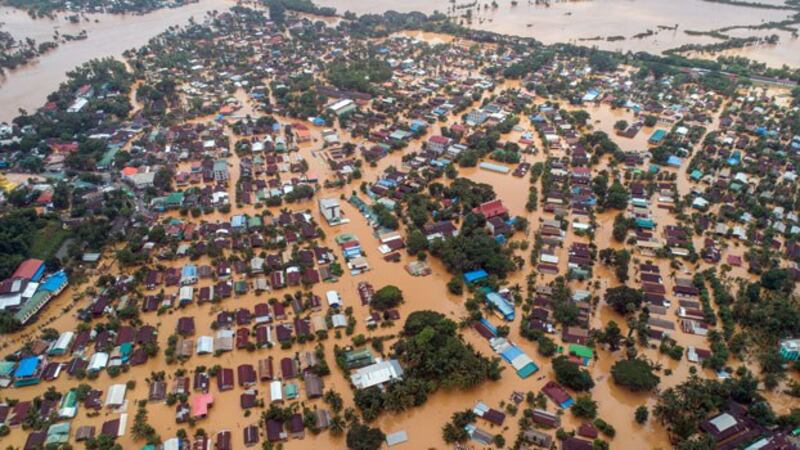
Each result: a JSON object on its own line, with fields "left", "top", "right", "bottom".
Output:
{"left": 40, "top": 271, "right": 68, "bottom": 293}
{"left": 463, "top": 269, "right": 489, "bottom": 283}
{"left": 14, "top": 356, "right": 39, "bottom": 378}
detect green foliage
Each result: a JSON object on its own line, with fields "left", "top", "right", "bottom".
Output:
{"left": 635, "top": 405, "right": 649, "bottom": 424}
{"left": 571, "top": 395, "right": 598, "bottom": 419}
{"left": 371, "top": 285, "right": 403, "bottom": 311}
{"left": 328, "top": 58, "right": 392, "bottom": 93}
{"left": 552, "top": 356, "right": 594, "bottom": 391}
{"left": 611, "top": 358, "right": 660, "bottom": 392}
{"left": 442, "top": 409, "right": 476, "bottom": 443}
{"left": 372, "top": 203, "right": 398, "bottom": 230}
{"left": 605, "top": 286, "right": 644, "bottom": 315}
{"left": 429, "top": 213, "right": 515, "bottom": 278}
{"left": 346, "top": 423, "right": 385, "bottom": 450}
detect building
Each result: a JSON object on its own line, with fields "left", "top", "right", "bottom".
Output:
{"left": 319, "top": 198, "right": 345, "bottom": 225}
{"left": 486, "top": 292, "right": 515, "bottom": 321}
{"left": 12, "top": 259, "right": 46, "bottom": 282}
{"left": 779, "top": 338, "right": 800, "bottom": 361}
{"left": 328, "top": 98, "right": 357, "bottom": 116}
{"left": 350, "top": 359, "right": 404, "bottom": 390}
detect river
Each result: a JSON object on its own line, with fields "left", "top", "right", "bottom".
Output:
{"left": 0, "top": 0, "right": 236, "bottom": 123}
{"left": 318, "top": 0, "right": 800, "bottom": 68}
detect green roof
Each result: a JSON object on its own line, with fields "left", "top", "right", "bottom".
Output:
{"left": 569, "top": 344, "right": 593, "bottom": 359}
{"left": 14, "top": 290, "right": 51, "bottom": 324}
{"left": 59, "top": 389, "right": 78, "bottom": 409}
{"left": 0, "top": 361, "right": 15, "bottom": 377}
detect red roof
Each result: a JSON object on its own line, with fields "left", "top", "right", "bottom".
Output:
{"left": 472, "top": 199, "right": 508, "bottom": 219}
{"left": 12, "top": 259, "right": 44, "bottom": 280}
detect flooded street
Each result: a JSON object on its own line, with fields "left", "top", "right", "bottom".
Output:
{"left": 1, "top": 5, "right": 799, "bottom": 450}
{"left": 0, "top": 0, "right": 235, "bottom": 123}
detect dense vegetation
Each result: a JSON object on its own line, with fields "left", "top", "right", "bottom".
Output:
{"left": 354, "top": 311, "right": 501, "bottom": 421}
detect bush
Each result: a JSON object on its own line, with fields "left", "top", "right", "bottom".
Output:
{"left": 571, "top": 395, "right": 598, "bottom": 419}
{"left": 553, "top": 356, "right": 594, "bottom": 391}
{"left": 610, "top": 358, "right": 660, "bottom": 392}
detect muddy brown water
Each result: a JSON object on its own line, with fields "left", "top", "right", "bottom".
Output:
{"left": 317, "top": 0, "right": 800, "bottom": 68}
{"left": 0, "top": 0, "right": 236, "bottom": 123}
{"left": 2, "top": 32, "right": 799, "bottom": 450}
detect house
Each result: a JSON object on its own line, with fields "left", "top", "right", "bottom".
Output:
{"left": 191, "top": 393, "right": 213, "bottom": 419}
{"left": 328, "top": 98, "right": 357, "bottom": 116}
{"left": 319, "top": 198, "right": 345, "bottom": 225}
{"left": 427, "top": 135, "right": 451, "bottom": 154}
{"left": 243, "top": 424, "right": 259, "bottom": 447}
{"left": 266, "top": 419, "right": 286, "bottom": 442}
{"left": 780, "top": 338, "right": 800, "bottom": 361}
{"left": 270, "top": 380, "right": 283, "bottom": 403}
{"left": 217, "top": 368, "right": 234, "bottom": 391}
{"left": 215, "top": 431, "right": 232, "bottom": 450}
{"left": 542, "top": 381, "right": 573, "bottom": 408}
{"left": 473, "top": 199, "right": 508, "bottom": 219}
{"left": 13, "top": 259, "right": 46, "bottom": 282}
{"left": 238, "top": 364, "right": 257, "bottom": 387}
{"left": 288, "top": 413, "right": 305, "bottom": 438}
{"left": 486, "top": 292, "right": 515, "bottom": 321}
{"left": 303, "top": 372, "right": 324, "bottom": 398}
{"left": 350, "top": 359, "right": 404, "bottom": 389}
{"left": 104, "top": 384, "right": 127, "bottom": 409}
{"left": 532, "top": 408, "right": 560, "bottom": 428}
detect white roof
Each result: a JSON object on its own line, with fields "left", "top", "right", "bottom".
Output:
{"left": 105, "top": 384, "right": 127, "bottom": 407}
{"left": 326, "top": 290, "right": 341, "bottom": 306}
{"left": 709, "top": 413, "right": 737, "bottom": 432}
{"left": 351, "top": 360, "right": 403, "bottom": 389}
{"left": 270, "top": 381, "right": 283, "bottom": 402}
{"left": 196, "top": 336, "right": 214, "bottom": 354}
{"left": 88, "top": 352, "right": 109, "bottom": 371}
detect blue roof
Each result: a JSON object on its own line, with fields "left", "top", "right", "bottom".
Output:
{"left": 182, "top": 265, "right": 197, "bottom": 277}
{"left": 479, "top": 318, "right": 498, "bottom": 336}
{"left": 14, "top": 356, "right": 39, "bottom": 378}
{"left": 486, "top": 292, "right": 515, "bottom": 320}
{"left": 667, "top": 155, "right": 682, "bottom": 167}
{"left": 463, "top": 269, "right": 489, "bottom": 283}
{"left": 500, "top": 345, "right": 524, "bottom": 363}
{"left": 40, "top": 270, "right": 68, "bottom": 293}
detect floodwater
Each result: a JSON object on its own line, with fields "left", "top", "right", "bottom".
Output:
{"left": 3, "top": 26, "right": 798, "bottom": 450}
{"left": 0, "top": 0, "right": 235, "bottom": 123}
{"left": 319, "top": 0, "right": 800, "bottom": 68}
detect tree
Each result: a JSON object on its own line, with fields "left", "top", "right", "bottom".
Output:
{"left": 0, "top": 311, "right": 22, "bottom": 334}
{"left": 605, "top": 286, "right": 643, "bottom": 315}
{"left": 611, "top": 358, "right": 660, "bottom": 392}
{"left": 371, "top": 285, "right": 403, "bottom": 311}
{"left": 447, "top": 277, "right": 464, "bottom": 295}
{"left": 552, "top": 356, "right": 594, "bottom": 391}
{"left": 589, "top": 52, "right": 618, "bottom": 72}
{"left": 406, "top": 229, "right": 427, "bottom": 255}
{"left": 597, "top": 321, "right": 623, "bottom": 351}
{"left": 572, "top": 395, "right": 598, "bottom": 419}
{"left": 346, "top": 423, "right": 385, "bottom": 450}
{"left": 354, "top": 387, "right": 385, "bottom": 422}
{"left": 372, "top": 204, "right": 398, "bottom": 230}
{"left": 153, "top": 167, "right": 173, "bottom": 192}
{"left": 268, "top": 0, "right": 286, "bottom": 24}
{"left": 605, "top": 180, "right": 629, "bottom": 209}
{"left": 442, "top": 410, "right": 475, "bottom": 443}
{"left": 635, "top": 405, "right": 649, "bottom": 424}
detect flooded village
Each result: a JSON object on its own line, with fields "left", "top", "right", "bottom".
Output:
{"left": 1, "top": 1, "right": 800, "bottom": 450}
